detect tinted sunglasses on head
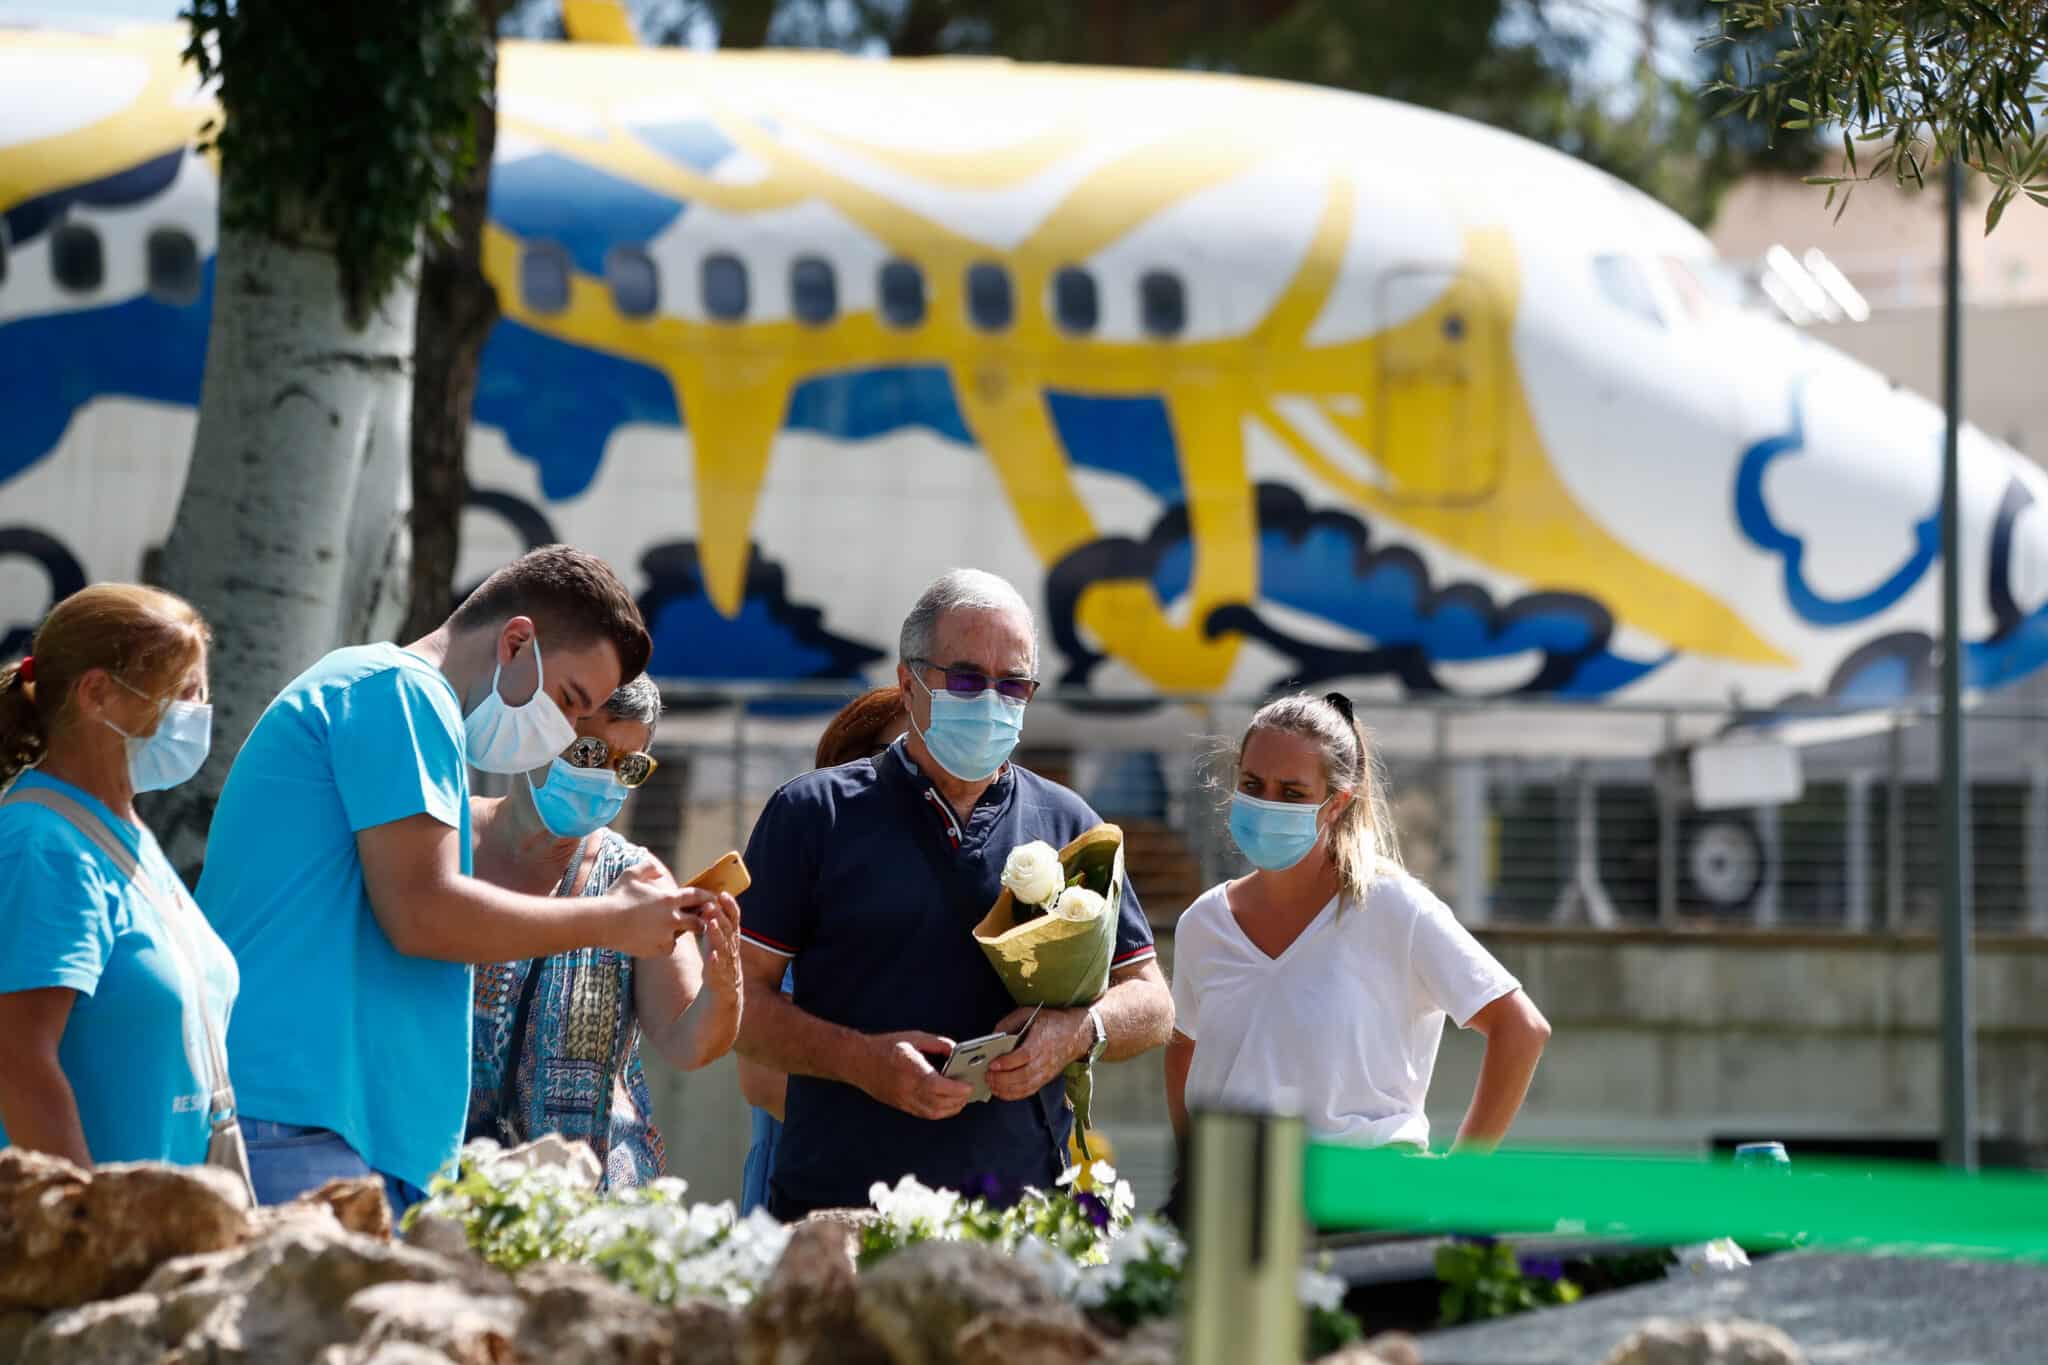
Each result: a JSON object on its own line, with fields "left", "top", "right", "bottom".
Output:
{"left": 561, "top": 735, "right": 658, "bottom": 787}
{"left": 910, "top": 659, "right": 1039, "bottom": 704}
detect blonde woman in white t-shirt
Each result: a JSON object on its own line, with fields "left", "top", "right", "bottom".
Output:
{"left": 1165, "top": 692, "right": 1550, "bottom": 1161}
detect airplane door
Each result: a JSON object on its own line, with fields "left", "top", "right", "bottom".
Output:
{"left": 1372, "top": 267, "right": 1505, "bottom": 505}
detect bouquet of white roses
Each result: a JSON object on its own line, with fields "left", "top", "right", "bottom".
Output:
{"left": 973, "top": 824, "right": 1124, "bottom": 1146}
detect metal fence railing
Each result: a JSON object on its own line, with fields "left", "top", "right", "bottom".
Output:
{"left": 615, "top": 687, "right": 2048, "bottom": 935}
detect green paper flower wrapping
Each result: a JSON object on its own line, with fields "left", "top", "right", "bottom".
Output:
{"left": 974, "top": 825, "right": 1125, "bottom": 1148}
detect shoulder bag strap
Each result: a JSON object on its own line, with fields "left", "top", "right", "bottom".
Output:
{"left": 1, "top": 786, "right": 237, "bottom": 1124}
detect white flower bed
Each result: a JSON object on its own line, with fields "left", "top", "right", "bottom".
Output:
{"left": 411, "top": 1147, "right": 1363, "bottom": 1352}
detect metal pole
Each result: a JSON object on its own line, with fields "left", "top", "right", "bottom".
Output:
{"left": 1938, "top": 158, "right": 1976, "bottom": 1171}
{"left": 1845, "top": 770, "right": 1871, "bottom": 932}
{"left": 1886, "top": 716, "right": 1907, "bottom": 932}
{"left": 1657, "top": 714, "right": 1679, "bottom": 927}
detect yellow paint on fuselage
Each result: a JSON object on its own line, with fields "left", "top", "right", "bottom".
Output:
{"left": 5, "top": 27, "right": 1794, "bottom": 679}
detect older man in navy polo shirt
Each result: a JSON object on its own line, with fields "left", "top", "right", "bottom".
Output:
{"left": 734, "top": 569, "right": 1174, "bottom": 1218}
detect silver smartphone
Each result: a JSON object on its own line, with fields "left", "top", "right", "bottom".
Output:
{"left": 941, "top": 1005, "right": 1042, "bottom": 1103}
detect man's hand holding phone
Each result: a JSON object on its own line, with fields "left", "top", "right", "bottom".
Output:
{"left": 860, "top": 1031, "right": 974, "bottom": 1120}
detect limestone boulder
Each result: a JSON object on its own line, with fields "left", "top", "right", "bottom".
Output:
{"left": 953, "top": 1307, "right": 1109, "bottom": 1365}
{"left": 470, "top": 1136, "right": 603, "bottom": 1192}
{"left": 1312, "top": 1334, "right": 1424, "bottom": 1365}
{"left": 670, "top": 1299, "right": 744, "bottom": 1365}
{"left": 742, "top": 1219, "right": 888, "bottom": 1365}
{"left": 299, "top": 1177, "right": 395, "bottom": 1241}
{"left": 513, "top": 1260, "right": 713, "bottom": 1365}
{"left": 1601, "top": 1317, "right": 1808, "bottom": 1365}
{"left": 0, "top": 1150, "right": 250, "bottom": 1312}
{"left": 1099, "top": 1319, "right": 1179, "bottom": 1365}
{"left": 854, "top": 1239, "right": 1081, "bottom": 1365}
{"left": 344, "top": 1280, "right": 524, "bottom": 1365}
{"left": 19, "top": 1216, "right": 504, "bottom": 1365}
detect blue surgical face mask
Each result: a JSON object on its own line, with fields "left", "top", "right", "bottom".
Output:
{"left": 1229, "top": 790, "right": 1330, "bottom": 872}
{"left": 909, "top": 672, "right": 1025, "bottom": 783}
{"left": 526, "top": 757, "right": 629, "bottom": 839}
{"left": 104, "top": 698, "right": 213, "bottom": 794}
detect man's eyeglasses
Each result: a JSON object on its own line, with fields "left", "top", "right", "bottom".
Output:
{"left": 909, "top": 659, "right": 1039, "bottom": 704}
{"left": 561, "top": 735, "right": 659, "bottom": 787}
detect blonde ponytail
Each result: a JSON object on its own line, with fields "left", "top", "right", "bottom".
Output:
{"left": 1237, "top": 691, "right": 1402, "bottom": 904}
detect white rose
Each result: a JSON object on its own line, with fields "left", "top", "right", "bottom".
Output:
{"left": 1051, "top": 886, "right": 1109, "bottom": 923}
{"left": 1002, "top": 841, "right": 1066, "bottom": 908}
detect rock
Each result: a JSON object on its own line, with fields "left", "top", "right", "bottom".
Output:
{"left": 15, "top": 1293, "right": 162, "bottom": 1365}
{"left": 799, "top": 1206, "right": 885, "bottom": 1237}
{"left": 1362, "top": 1333, "right": 1422, "bottom": 1365}
{"left": 743, "top": 1219, "right": 889, "bottom": 1365}
{"left": 1600, "top": 1317, "right": 1808, "bottom": 1365}
{"left": 512, "top": 1260, "right": 695, "bottom": 1365}
{"left": 298, "top": 1177, "right": 394, "bottom": 1241}
{"left": 476, "top": 1136, "right": 603, "bottom": 1192}
{"left": 23, "top": 1216, "right": 508, "bottom": 1365}
{"left": 0, "top": 1150, "right": 251, "bottom": 1312}
{"left": 954, "top": 1308, "right": 1108, "bottom": 1365}
{"left": 672, "top": 1299, "right": 745, "bottom": 1365}
{"left": 405, "top": 1210, "right": 477, "bottom": 1262}
{"left": 345, "top": 1281, "right": 524, "bottom": 1365}
{"left": 855, "top": 1240, "right": 1079, "bottom": 1365}
{"left": 0, "top": 1312, "right": 39, "bottom": 1365}
{"left": 1311, "top": 1333, "right": 1422, "bottom": 1365}
{"left": 1100, "top": 1319, "right": 1178, "bottom": 1365}
{"left": 326, "top": 1346, "right": 469, "bottom": 1365}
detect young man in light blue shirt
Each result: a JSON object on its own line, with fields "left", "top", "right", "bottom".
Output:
{"left": 197, "top": 546, "right": 728, "bottom": 1214}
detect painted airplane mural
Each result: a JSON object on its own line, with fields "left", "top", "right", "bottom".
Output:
{"left": 7, "top": 11, "right": 2048, "bottom": 746}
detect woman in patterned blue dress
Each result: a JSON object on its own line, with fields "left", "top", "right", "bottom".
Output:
{"left": 467, "top": 675, "right": 743, "bottom": 1188}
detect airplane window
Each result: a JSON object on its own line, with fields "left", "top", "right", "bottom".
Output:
{"left": 145, "top": 227, "right": 202, "bottom": 307}
{"left": 51, "top": 223, "right": 104, "bottom": 294}
{"left": 967, "top": 261, "right": 1012, "bottom": 332}
{"left": 1140, "top": 269, "right": 1185, "bottom": 337}
{"left": 605, "top": 246, "right": 659, "bottom": 319}
{"left": 879, "top": 259, "right": 925, "bottom": 328}
{"left": 1052, "top": 265, "right": 1097, "bottom": 334}
{"left": 791, "top": 255, "right": 837, "bottom": 326}
{"left": 1591, "top": 254, "right": 1663, "bottom": 328}
{"left": 520, "top": 241, "right": 572, "bottom": 315}
{"left": 703, "top": 252, "right": 749, "bottom": 322}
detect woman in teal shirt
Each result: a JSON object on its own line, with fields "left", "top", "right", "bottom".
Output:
{"left": 0, "top": 583, "right": 236, "bottom": 1167}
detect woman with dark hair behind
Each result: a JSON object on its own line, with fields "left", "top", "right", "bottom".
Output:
{"left": 736, "top": 685, "right": 906, "bottom": 1213}
{"left": 0, "top": 585, "right": 235, "bottom": 1169}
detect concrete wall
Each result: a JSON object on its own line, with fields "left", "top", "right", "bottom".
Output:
{"left": 1426, "top": 927, "right": 2048, "bottom": 1160}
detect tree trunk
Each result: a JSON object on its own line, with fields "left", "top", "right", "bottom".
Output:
{"left": 400, "top": 0, "right": 505, "bottom": 643}
{"left": 148, "top": 210, "right": 418, "bottom": 877}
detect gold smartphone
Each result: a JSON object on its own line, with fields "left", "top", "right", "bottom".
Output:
{"left": 684, "top": 849, "right": 752, "bottom": 898}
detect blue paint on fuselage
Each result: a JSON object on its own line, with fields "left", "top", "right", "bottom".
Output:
{"left": 487, "top": 151, "right": 685, "bottom": 276}
{"left": 1044, "top": 390, "right": 1184, "bottom": 501}
{"left": 1734, "top": 385, "right": 1940, "bottom": 627}
{"left": 631, "top": 119, "right": 740, "bottom": 175}
{"left": 473, "top": 318, "right": 683, "bottom": 499}
{"left": 0, "top": 259, "right": 212, "bottom": 485}
{"left": 784, "top": 366, "right": 971, "bottom": 445}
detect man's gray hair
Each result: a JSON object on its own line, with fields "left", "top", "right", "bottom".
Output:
{"left": 899, "top": 569, "right": 1039, "bottom": 673}
{"left": 603, "top": 673, "right": 664, "bottom": 730}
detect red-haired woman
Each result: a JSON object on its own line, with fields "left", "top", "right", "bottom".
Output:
{"left": 0, "top": 585, "right": 237, "bottom": 1170}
